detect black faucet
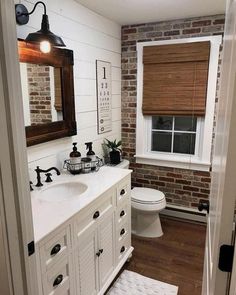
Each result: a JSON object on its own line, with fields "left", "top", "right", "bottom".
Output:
{"left": 35, "top": 166, "right": 61, "bottom": 187}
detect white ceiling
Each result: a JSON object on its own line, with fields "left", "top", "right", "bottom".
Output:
{"left": 76, "top": 0, "right": 226, "bottom": 25}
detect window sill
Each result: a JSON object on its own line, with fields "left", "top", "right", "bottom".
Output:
{"left": 135, "top": 154, "right": 211, "bottom": 171}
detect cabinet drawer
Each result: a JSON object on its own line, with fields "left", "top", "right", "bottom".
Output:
{"left": 39, "top": 226, "right": 71, "bottom": 273}
{"left": 116, "top": 236, "right": 131, "bottom": 263}
{"left": 116, "top": 179, "right": 130, "bottom": 205}
{"left": 116, "top": 202, "right": 129, "bottom": 224}
{"left": 75, "top": 191, "right": 114, "bottom": 239}
{"left": 42, "top": 256, "right": 73, "bottom": 295}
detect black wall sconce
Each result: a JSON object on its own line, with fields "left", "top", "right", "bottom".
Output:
{"left": 15, "top": 1, "right": 65, "bottom": 53}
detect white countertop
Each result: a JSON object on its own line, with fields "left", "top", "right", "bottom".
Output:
{"left": 31, "top": 166, "right": 131, "bottom": 243}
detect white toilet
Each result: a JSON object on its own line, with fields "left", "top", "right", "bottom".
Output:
{"left": 115, "top": 160, "right": 166, "bottom": 238}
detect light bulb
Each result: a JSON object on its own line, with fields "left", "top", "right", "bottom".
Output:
{"left": 40, "top": 41, "right": 51, "bottom": 53}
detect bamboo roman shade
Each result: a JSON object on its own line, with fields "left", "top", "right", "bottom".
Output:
{"left": 142, "top": 41, "right": 210, "bottom": 116}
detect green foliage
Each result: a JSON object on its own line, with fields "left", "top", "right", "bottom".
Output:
{"left": 104, "top": 138, "right": 122, "bottom": 152}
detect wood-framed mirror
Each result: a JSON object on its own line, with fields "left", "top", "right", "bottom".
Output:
{"left": 18, "top": 39, "right": 77, "bottom": 146}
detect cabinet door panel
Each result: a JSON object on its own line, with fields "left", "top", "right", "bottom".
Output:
{"left": 98, "top": 210, "right": 115, "bottom": 289}
{"left": 76, "top": 228, "right": 98, "bottom": 295}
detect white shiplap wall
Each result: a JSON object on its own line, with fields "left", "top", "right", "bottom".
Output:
{"left": 16, "top": 0, "right": 121, "bottom": 180}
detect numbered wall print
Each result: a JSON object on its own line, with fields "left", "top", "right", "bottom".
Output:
{"left": 96, "top": 60, "right": 112, "bottom": 134}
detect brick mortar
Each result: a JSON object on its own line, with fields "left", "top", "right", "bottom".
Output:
{"left": 121, "top": 14, "right": 225, "bottom": 209}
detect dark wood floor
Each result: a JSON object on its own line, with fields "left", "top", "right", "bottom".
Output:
{"left": 125, "top": 217, "right": 206, "bottom": 295}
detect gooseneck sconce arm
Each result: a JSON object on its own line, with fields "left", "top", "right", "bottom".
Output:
{"left": 15, "top": 1, "right": 65, "bottom": 53}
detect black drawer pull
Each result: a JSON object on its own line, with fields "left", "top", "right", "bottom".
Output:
{"left": 120, "top": 210, "right": 125, "bottom": 217}
{"left": 120, "top": 228, "right": 125, "bottom": 236}
{"left": 120, "top": 189, "right": 125, "bottom": 196}
{"left": 53, "top": 274, "right": 63, "bottom": 287}
{"left": 50, "top": 244, "right": 61, "bottom": 256}
{"left": 93, "top": 211, "right": 100, "bottom": 219}
{"left": 120, "top": 246, "right": 125, "bottom": 253}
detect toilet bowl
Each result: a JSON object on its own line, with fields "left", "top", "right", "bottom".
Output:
{"left": 114, "top": 160, "right": 166, "bottom": 238}
{"left": 131, "top": 187, "right": 166, "bottom": 238}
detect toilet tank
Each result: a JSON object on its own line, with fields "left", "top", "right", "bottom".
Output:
{"left": 114, "top": 159, "right": 130, "bottom": 169}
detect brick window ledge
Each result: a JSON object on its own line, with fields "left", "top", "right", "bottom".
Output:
{"left": 135, "top": 154, "right": 211, "bottom": 172}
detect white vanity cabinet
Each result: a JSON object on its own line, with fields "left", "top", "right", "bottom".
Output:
{"left": 35, "top": 173, "right": 133, "bottom": 295}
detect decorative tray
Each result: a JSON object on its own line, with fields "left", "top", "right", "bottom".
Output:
{"left": 64, "top": 157, "right": 103, "bottom": 175}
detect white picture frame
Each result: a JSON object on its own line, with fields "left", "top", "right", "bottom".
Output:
{"left": 96, "top": 60, "right": 112, "bottom": 134}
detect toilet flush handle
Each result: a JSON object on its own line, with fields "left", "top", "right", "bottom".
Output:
{"left": 198, "top": 200, "right": 209, "bottom": 214}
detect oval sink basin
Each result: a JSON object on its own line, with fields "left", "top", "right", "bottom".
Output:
{"left": 38, "top": 182, "right": 88, "bottom": 202}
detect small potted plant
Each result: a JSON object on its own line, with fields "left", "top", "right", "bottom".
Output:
{"left": 104, "top": 139, "right": 122, "bottom": 164}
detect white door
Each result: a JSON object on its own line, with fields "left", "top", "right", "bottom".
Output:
{"left": 0, "top": 0, "right": 38, "bottom": 294}
{"left": 202, "top": 1, "right": 236, "bottom": 294}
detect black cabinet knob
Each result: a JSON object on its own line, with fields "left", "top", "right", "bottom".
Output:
{"left": 120, "top": 189, "right": 125, "bottom": 196}
{"left": 120, "top": 210, "right": 125, "bottom": 217}
{"left": 50, "top": 244, "right": 61, "bottom": 256}
{"left": 120, "top": 228, "right": 125, "bottom": 236}
{"left": 93, "top": 211, "right": 100, "bottom": 219}
{"left": 120, "top": 246, "right": 125, "bottom": 253}
{"left": 198, "top": 200, "right": 209, "bottom": 214}
{"left": 96, "top": 251, "right": 101, "bottom": 257}
{"left": 53, "top": 274, "right": 63, "bottom": 287}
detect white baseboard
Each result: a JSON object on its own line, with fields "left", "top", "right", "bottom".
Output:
{"left": 161, "top": 204, "right": 207, "bottom": 223}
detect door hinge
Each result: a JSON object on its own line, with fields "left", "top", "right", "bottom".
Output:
{"left": 28, "top": 240, "right": 35, "bottom": 256}
{"left": 218, "top": 244, "right": 234, "bottom": 272}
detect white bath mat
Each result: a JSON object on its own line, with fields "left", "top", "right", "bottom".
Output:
{"left": 107, "top": 270, "right": 178, "bottom": 295}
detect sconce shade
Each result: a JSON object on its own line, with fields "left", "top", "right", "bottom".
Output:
{"left": 25, "top": 14, "right": 65, "bottom": 47}
{"left": 15, "top": 3, "right": 65, "bottom": 48}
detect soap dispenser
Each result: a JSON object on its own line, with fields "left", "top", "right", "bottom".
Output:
{"left": 70, "top": 143, "right": 81, "bottom": 166}
{"left": 85, "top": 142, "right": 96, "bottom": 161}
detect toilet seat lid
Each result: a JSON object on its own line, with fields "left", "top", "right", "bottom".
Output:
{"left": 131, "top": 187, "right": 165, "bottom": 204}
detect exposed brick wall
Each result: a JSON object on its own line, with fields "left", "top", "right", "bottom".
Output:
{"left": 27, "top": 64, "right": 52, "bottom": 125}
{"left": 121, "top": 15, "right": 225, "bottom": 209}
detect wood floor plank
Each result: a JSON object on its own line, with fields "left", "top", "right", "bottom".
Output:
{"left": 125, "top": 217, "right": 206, "bottom": 295}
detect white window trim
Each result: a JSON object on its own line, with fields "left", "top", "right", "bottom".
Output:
{"left": 135, "top": 36, "right": 222, "bottom": 171}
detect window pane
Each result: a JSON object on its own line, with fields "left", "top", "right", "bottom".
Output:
{"left": 175, "top": 116, "right": 197, "bottom": 132}
{"left": 152, "top": 131, "right": 172, "bottom": 152}
{"left": 173, "top": 133, "right": 196, "bottom": 154}
{"left": 152, "top": 116, "right": 173, "bottom": 130}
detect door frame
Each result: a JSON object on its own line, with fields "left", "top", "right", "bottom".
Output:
{"left": 0, "top": 0, "right": 38, "bottom": 294}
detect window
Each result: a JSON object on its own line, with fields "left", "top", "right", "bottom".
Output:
{"left": 135, "top": 36, "right": 222, "bottom": 171}
{"left": 150, "top": 116, "right": 199, "bottom": 155}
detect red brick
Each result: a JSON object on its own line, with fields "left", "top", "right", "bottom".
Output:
{"left": 150, "top": 181, "right": 166, "bottom": 187}
{"left": 192, "top": 20, "right": 211, "bottom": 27}
{"left": 193, "top": 171, "right": 210, "bottom": 177}
{"left": 213, "top": 19, "right": 225, "bottom": 25}
{"left": 183, "top": 28, "right": 201, "bottom": 34}
{"left": 192, "top": 192, "right": 209, "bottom": 198}
{"left": 164, "top": 30, "right": 180, "bottom": 36}
{"left": 176, "top": 179, "right": 191, "bottom": 185}
{"left": 183, "top": 186, "right": 199, "bottom": 192}
{"left": 166, "top": 173, "right": 182, "bottom": 178}
{"left": 201, "top": 177, "right": 211, "bottom": 183}
{"left": 159, "top": 177, "right": 175, "bottom": 182}
{"left": 136, "top": 178, "right": 150, "bottom": 184}
{"left": 123, "top": 28, "right": 137, "bottom": 34}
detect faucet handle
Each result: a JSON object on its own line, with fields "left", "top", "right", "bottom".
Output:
{"left": 45, "top": 173, "right": 53, "bottom": 183}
